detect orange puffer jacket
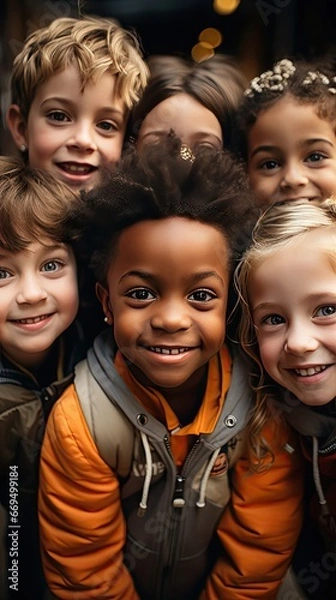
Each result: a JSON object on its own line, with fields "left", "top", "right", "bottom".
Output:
{"left": 39, "top": 333, "right": 304, "bottom": 600}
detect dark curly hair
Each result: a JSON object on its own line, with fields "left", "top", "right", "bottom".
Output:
{"left": 64, "top": 135, "right": 260, "bottom": 286}
{"left": 234, "top": 57, "right": 336, "bottom": 161}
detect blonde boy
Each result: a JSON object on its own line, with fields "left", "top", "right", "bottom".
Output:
{"left": 6, "top": 15, "right": 149, "bottom": 191}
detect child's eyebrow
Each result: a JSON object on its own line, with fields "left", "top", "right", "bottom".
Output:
{"left": 300, "top": 138, "right": 335, "bottom": 148}
{"left": 41, "top": 97, "right": 125, "bottom": 116}
{"left": 250, "top": 145, "right": 278, "bottom": 158}
{"left": 250, "top": 138, "right": 335, "bottom": 158}
{"left": 120, "top": 270, "right": 224, "bottom": 284}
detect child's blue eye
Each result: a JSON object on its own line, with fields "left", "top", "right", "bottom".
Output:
{"left": 0, "top": 269, "right": 11, "bottom": 279}
{"left": 41, "top": 260, "right": 63, "bottom": 272}
{"left": 315, "top": 305, "right": 336, "bottom": 317}
{"left": 263, "top": 314, "right": 285, "bottom": 325}
{"left": 97, "top": 121, "right": 118, "bottom": 132}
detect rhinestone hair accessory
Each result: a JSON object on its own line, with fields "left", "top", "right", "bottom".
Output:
{"left": 180, "top": 144, "right": 195, "bottom": 163}
{"left": 244, "top": 58, "right": 336, "bottom": 98}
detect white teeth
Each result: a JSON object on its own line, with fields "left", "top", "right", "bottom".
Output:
{"left": 16, "top": 315, "right": 48, "bottom": 324}
{"left": 63, "top": 164, "right": 92, "bottom": 174}
{"left": 295, "top": 365, "right": 327, "bottom": 377}
{"left": 149, "top": 347, "right": 189, "bottom": 355}
{"left": 68, "top": 165, "right": 89, "bottom": 173}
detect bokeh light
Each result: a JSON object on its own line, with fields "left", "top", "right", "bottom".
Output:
{"left": 199, "top": 27, "right": 222, "bottom": 48}
{"left": 191, "top": 43, "right": 215, "bottom": 63}
{"left": 213, "top": 0, "right": 241, "bottom": 16}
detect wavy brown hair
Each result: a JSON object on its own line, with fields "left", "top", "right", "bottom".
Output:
{"left": 0, "top": 156, "right": 79, "bottom": 252}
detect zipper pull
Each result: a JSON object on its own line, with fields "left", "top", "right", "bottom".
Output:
{"left": 172, "top": 475, "right": 186, "bottom": 508}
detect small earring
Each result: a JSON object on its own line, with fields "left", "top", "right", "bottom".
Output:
{"left": 19, "top": 144, "right": 27, "bottom": 153}
{"left": 104, "top": 316, "right": 109, "bottom": 324}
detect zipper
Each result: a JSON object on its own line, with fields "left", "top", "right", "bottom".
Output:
{"left": 159, "top": 437, "right": 203, "bottom": 599}
{"left": 172, "top": 437, "right": 201, "bottom": 507}
{"left": 318, "top": 439, "right": 336, "bottom": 454}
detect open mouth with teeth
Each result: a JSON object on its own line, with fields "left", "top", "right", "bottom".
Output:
{"left": 58, "top": 162, "right": 96, "bottom": 175}
{"left": 294, "top": 365, "right": 328, "bottom": 377}
{"left": 148, "top": 346, "right": 192, "bottom": 355}
{"left": 11, "top": 314, "right": 51, "bottom": 324}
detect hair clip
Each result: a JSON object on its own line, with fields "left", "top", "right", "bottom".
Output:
{"left": 180, "top": 144, "right": 195, "bottom": 163}
{"left": 244, "top": 59, "right": 296, "bottom": 97}
{"left": 302, "top": 72, "right": 336, "bottom": 95}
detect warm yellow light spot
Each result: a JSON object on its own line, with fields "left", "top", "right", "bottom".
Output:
{"left": 213, "top": 0, "right": 241, "bottom": 15}
{"left": 199, "top": 28, "right": 222, "bottom": 48}
{"left": 191, "top": 43, "right": 215, "bottom": 63}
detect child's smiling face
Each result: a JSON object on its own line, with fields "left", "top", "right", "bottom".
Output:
{"left": 0, "top": 239, "right": 78, "bottom": 368}
{"left": 249, "top": 227, "right": 336, "bottom": 406}
{"left": 97, "top": 217, "right": 229, "bottom": 396}
{"left": 8, "top": 64, "right": 128, "bottom": 192}
{"left": 247, "top": 97, "right": 336, "bottom": 206}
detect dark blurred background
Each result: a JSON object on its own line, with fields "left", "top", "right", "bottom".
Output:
{"left": 0, "top": 0, "right": 335, "bottom": 154}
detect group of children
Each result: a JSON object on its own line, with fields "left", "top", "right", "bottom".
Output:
{"left": 0, "top": 10, "right": 334, "bottom": 600}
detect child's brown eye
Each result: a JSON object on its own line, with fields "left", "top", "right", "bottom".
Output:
{"left": 127, "top": 288, "right": 155, "bottom": 301}
{"left": 306, "top": 152, "right": 324, "bottom": 163}
{"left": 261, "top": 159, "right": 279, "bottom": 170}
{"left": 188, "top": 289, "right": 216, "bottom": 302}
{"left": 48, "top": 111, "right": 68, "bottom": 122}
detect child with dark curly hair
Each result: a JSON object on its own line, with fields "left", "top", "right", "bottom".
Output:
{"left": 235, "top": 58, "right": 336, "bottom": 206}
{"left": 39, "top": 138, "right": 304, "bottom": 600}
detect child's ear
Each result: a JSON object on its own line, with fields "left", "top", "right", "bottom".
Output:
{"left": 96, "top": 282, "right": 113, "bottom": 325}
{"left": 6, "top": 105, "right": 28, "bottom": 150}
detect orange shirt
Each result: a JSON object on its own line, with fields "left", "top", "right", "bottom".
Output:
{"left": 114, "top": 346, "right": 231, "bottom": 468}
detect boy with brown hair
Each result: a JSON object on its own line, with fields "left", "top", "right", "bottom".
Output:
{"left": 0, "top": 156, "right": 83, "bottom": 599}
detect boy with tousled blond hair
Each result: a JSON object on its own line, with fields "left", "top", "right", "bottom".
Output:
{"left": 6, "top": 15, "right": 149, "bottom": 192}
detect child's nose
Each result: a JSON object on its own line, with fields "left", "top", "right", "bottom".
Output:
{"left": 150, "top": 301, "right": 192, "bottom": 332}
{"left": 284, "top": 324, "right": 318, "bottom": 355}
{"left": 16, "top": 274, "right": 48, "bottom": 304}
{"left": 67, "top": 123, "right": 97, "bottom": 151}
{"left": 280, "top": 163, "right": 309, "bottom": 189}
